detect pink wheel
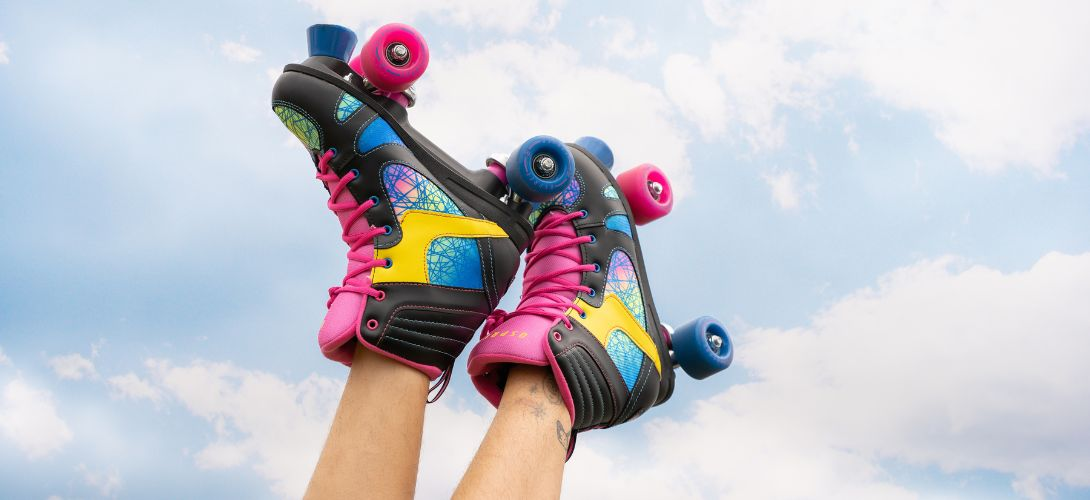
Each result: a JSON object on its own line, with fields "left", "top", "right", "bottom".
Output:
{"left": 348, "top": 54, "right": 364, "bottom": 75}
{"left": 359, "top": 23, "right": 429, "bottom": 93}
{"left": 617, "top": 163, "right": 673, "bottom": 225}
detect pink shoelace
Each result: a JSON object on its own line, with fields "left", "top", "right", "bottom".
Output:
{"left": 484, "top": 210, "right": 597, "bottom": 333}
{"left": 317, "top": 149, "right": 387, "bottom": 306}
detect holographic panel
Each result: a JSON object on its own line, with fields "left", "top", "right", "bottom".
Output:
{"left": 357, "top": 117, "right": 405, "bottom": 154}
{"left": 528, "top": 175, "right": 582, "bottom": 225}
{"left": 382, "top": 164, "right": 463, "bottom": 217}
{"left": 273, "top": 104, "right": 321, "bottom": 151}
{"left": 426, "top": 237, "right": 483, "bottom": 289}
{"left": 604, "top": 250, "right": 646, "bottom": 331}
{"left": 605, "top": 330, "right": 645, "bottom": 391}
{"left": 605, "top": 214, "right": 632, "bottom": 237}
{"left": 602, "top": 185, "right": 619, "bottom": 199}
{"left": 335, "top": 92, "right": 363, "bottom": 123}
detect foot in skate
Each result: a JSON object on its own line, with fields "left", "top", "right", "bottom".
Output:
{"left": 270, "top": 24, "right": 574, "bottom": 397}
{"left": 467, "top": 136, "right": 733, "bottom": 452}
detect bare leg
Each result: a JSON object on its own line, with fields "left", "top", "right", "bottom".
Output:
{"left": 305, "top": 344, "right": 429, "bottom": 500}
{"left": 454, "top": 365, "right": 571, "bottom": 499}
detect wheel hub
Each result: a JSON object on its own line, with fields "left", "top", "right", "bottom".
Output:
{"left": 648, "top": 180, "right": 663, "bottom": 200}
{"left": 532, "top": 154, "right": 557, "bottom": 179}
{"left": 386, "top": 43, "right": 410, "bottom": 67}
{"left": 707, "top": 334, "right": 723, "bottom": 354}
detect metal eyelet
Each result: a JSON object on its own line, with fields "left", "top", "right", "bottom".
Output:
{"left": 579, "top": 311, "right": 587, "bottom": 319}
{"left": 369, "top": 195, "right": 381, "bottom": 206}
{"left": 375, "top": 291, "right": 386, "bottom": 301}
{"left": 328, "top": 147, "right": 338, "bottom": 156}
{"left": 383, "top": 225, "right": 393, "bottom": 235}
{"left": 366, "top": 319, "right": 379, "bottom": 330}
{"left": 552, "top": 331, "right": 563, "bottom": 342}
{"left": 588, "top": 234, "right": 596, "bottom": 243}
{"left": 384, "top": 258, "right": 393, "bottom": 268}
{"left": 350, "top": 168, "right": 360, "bottom": 178}
{"left": 588, "top": 289, "right": 596, "bottom": 297}
{"left": 593, "top": 263, "right": 601, "bottom": 273}
{"left": 579, "top": 209, "right": 589, "bottom": 218}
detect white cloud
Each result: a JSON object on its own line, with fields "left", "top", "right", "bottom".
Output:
{"left": 681, "top": 0, "right": 1090, "bottom": 173}
{"left": 663, "top": 54, "right": 729, "bottom": 139}
{"left": 49, "top": 353, "right": 97, "bottom": 380}
{"left": 77, "top": 463, "right": 122, "bottom": 497}
{"left": 298, "top": 0, "right": 563, "bottom": 34}
{"left": 0, "top": 346, "right": 9, "bottom": 366}
{"left": 220, "top": 40, "right": 261, "bottom": 63}
{"left": 762, "top": 169, "right": 802, "bottom": 210}
{"left": 107, "top": 373, "right": 162, "bottom": 403}
{"left": 0, "top": 378, "right": 73, "bottom": 459}
{"left": 127, "top": 246, "right": 1090, "bottom": 500}
{"left": 145, "top": 359, "right": 341, "bottom": 498}
{"left": 413, "top": 41, "right": 694, "bottom": 196}
{"left": 590, "top": 17, "right": 656, "bottom": 60}
{"left": 597, "top": 251, "right": 1090, "bottom": 498}
{"left": 0, "top": 41, "right": 9, "bottom": 64}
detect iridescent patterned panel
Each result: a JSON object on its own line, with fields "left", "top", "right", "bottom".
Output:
{"left": 426, "top": 237, "right": 483, "bottom": 289}
{"left": 604, "top": 250, "right": 646, "bottom": 331}
{"left": 335, "top": 92, "right": 363, "bottom": 123}
{"left": 528, "top": 174, "right": 582, "bottom": 225}
{"left": 382, "top": 164, "right": 463, "bottom": 217}
{"left": 602, "top": 185, "right": 619, "bottom": 199}
{"left": 605, "top": 330, "right": 645, "bottom": 391}
{"left": 273, "top": 103, "right": 321, "bottom": 151}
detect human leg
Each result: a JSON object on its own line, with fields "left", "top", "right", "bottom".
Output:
{"left": 454, "top": 365, "right": 569, "bottom": 499}
{"left": 305, "top": 344, "right": 429, "bottom": 499}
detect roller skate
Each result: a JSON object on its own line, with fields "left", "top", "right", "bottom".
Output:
{"left": 271, "top": 24, "right": 576, "bottom": 395}
{"left": 467, "top": 137, "right": 733, "bottom": 452}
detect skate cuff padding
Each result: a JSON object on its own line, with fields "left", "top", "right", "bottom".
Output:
{"left": 467, "top": 330, "right": 577, "bottom": 428}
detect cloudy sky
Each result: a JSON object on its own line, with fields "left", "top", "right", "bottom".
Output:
{"left": 1, "top": 0, "right": 1089, "bottom": 498}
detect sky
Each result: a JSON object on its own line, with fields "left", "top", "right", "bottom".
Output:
{"left": 1, "top": 0, "right": 1089, "bottom": 498}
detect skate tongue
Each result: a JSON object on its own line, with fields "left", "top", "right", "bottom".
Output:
{"left": 318, "top": 243, "right": 376, "bottom": 365}
{"left": 488, "top": 210, "right": 583, "bottom": 336}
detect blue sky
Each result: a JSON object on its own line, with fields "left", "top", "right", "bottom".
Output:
{"left": 1, "top": 0, "right": 1089, "bottom": 498}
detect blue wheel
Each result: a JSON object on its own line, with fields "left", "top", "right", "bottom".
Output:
{"left": 506, "top": 136, "right": 575, "bottom": 202}
{"left": 671, "top": 316, "right": 732, "bottom": 380}
{"left": 574, "top": 136, "right": 614, "bottom": 170}
{"left": 307, "top": 24, "right": 358, "bottom": 61}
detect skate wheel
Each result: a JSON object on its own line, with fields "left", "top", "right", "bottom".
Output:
{"left": 359, "top": 23, "right": 429, "bottom": 93}
{"left": 671, "top": 316, "right": 732, "bottom": 380}
{"left": 574, "top": 136, "right": 614, "bottom": 170}
{"left": 506, "top": 136, "right": 575, "bottom": 202}
{"left": 616, "top": 163, "right": 673, "bottom": 225}
{"left": 307, "top": 24, "right": 358, "bottom": 61}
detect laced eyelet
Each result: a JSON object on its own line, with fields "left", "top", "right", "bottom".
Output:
{"left": 578, "top": 209, "right": 589, "bottom": 218}
{"left": 552, "top": 331, "right": 563, "bottom": 342}
{"left": 327, "top": 147, "right": 338, "bottom": 157}
{"left": 588, "top": 234, "right": 596, "bottom": 243}
{"left": 369, "top": 195, "right": 381, "bottom": 206}
{"left": 579, "top": 311, "right": 587, "bottom": 319}
{"left": 384, "top": 258, "right": 393, "bottom": 268}
{"left": 383, "top": 225, "right": 393, "bottom": 235}
{"left": 587, "top": 289, "right": 596, "bottom": 297}
{"left": 350, "top": 168, "right": 360, "bottom": 179}
{"left": 366, "top": 319, "right": 379, "bottom": 330}
{"left": 375, "top": 290, "right": 386, "bottom": 301}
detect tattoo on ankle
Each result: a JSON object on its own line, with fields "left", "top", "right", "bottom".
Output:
{"left": 555, "top": 420, "right": 570, "bottom": 450}
{"left": 530, "top": 401, "right": 545, "bottom": 421}
{"left": 543, "top": 373, "right": 562, "bottom": 406}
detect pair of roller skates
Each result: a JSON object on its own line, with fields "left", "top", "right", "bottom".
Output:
{"left": 271, "top": 23, "right": 733, "bottom": 453}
